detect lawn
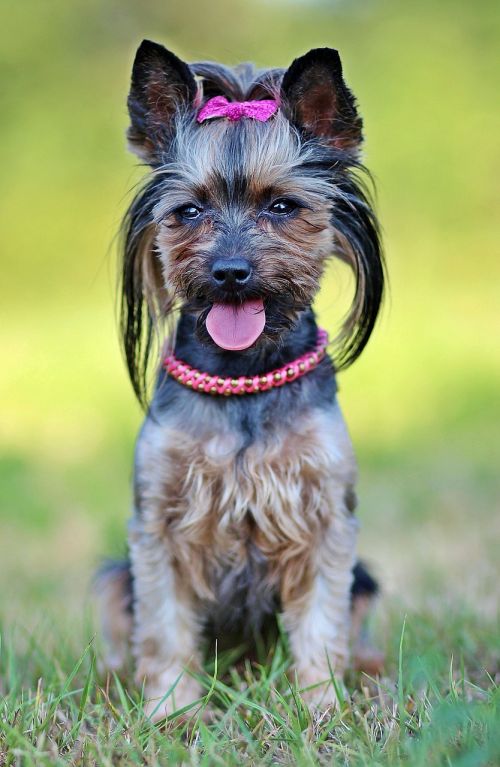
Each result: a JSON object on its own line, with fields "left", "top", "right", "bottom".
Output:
{"left": 1, "top": 0, "right": 499, "bottom": 764}
{"left": 1, "top": 433, "right": 498, "bottom": 765}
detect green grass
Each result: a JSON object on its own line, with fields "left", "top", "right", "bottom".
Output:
{"left": 1, "top": 609, "right": 498, "bottom": 766}
{"left": 1, "top": 439, "right": 498, "bottom": 765}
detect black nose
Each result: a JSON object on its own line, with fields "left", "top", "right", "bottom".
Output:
{"left": 211, "top": 258, "right": 252, "bottom": 288}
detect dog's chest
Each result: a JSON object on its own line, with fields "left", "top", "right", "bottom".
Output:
{"left": 135, "top": 401, "right": 355, "bottom": 599}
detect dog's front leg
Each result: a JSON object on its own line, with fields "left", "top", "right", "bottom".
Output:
{"left": 283, "top": 504, "right": 358, "bottom": 710}
{"left": 128, "top": 517, "right": 203, "bottom": 721}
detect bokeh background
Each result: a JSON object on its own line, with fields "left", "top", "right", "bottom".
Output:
{"left": 1, "top": 0, "right": 498, "bottom": 639}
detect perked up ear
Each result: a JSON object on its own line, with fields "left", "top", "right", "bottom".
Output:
{"left": 127, "top": 40, "right": 198, "bottom": 164}
{"left": 281, "top": 48, "right": 362, "bottom": 152}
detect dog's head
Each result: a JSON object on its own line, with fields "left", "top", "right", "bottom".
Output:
{"left": 121, "top": 41, "right": 384, "bottom": 404}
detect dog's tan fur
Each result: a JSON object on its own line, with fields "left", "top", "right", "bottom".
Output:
{"left": 121, "top": 401, "right": 357, "bottom": 716}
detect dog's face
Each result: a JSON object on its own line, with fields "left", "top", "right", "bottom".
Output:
{"left": 153, "top": 114, "right": 336, "bottom": 350}
{"left": 122, "top": 42, "right": 383, "bottom": 401}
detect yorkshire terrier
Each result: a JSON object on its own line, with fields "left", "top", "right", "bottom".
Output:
{"left": 97, "top": 40, "right": 385, "bottom": 720}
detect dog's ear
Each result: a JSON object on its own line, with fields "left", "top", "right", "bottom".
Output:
{"left": 127, "top": 40, "right": 198, "bottom": 164}
{"left": 281, "top": 48, "right": 362, "bottom": 152}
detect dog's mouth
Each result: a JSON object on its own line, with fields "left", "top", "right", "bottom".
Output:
{"left": 205, "top": 298, "right": 266, "bottom": 351}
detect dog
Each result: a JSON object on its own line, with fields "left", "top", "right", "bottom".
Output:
{"left": 96, "top": 40, "right": 385, "bottom": 720}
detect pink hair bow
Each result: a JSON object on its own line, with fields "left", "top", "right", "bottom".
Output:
{"left": 197, "top": 96, "right": 279, "bottom": 124}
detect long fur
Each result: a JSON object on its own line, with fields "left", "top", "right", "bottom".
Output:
{"left": 120, "top": 61, "right": 384, "bottom": 407}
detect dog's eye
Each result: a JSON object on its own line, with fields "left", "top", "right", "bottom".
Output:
{"left": 176, "top": 205, "right": 202, "bottom": 221}
{"left": 268, "top": 198, "right": 298, "bottom": 216}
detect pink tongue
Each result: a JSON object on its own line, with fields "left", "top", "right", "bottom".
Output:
{"left": 206, "top": 299, "right": 266, "bottom": 351}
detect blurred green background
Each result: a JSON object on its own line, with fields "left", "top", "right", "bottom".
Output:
{"left": 1, "top": 0, "right": 498, "bottom": 631}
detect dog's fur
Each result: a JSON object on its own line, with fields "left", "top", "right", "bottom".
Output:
{"left": 96, "top": 41, "right": 384, "bottom": 719}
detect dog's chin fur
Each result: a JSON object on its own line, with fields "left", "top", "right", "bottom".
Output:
{"left": 99, "top": 42, "right": 386, "bottom": 720}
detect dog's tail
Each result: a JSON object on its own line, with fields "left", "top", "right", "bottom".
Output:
{"left": 94, "top": 559, "right": 134, "bottom": 672}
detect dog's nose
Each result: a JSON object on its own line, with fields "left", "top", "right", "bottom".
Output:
{"left": 211, "top": 258, "right": 252, "bottom": 288}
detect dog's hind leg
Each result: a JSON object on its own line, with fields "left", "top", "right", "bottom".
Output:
{"left": 94, "top": 560, "right": 133, "bottom": 672}
{"left": 350, "top": 561, "right": 384, "bottom": 676}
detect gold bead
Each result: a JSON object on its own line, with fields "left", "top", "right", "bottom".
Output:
{"left": 224, "top": 390, "right": 231, "bottom": 396}
{"left": 287, "top": 367, "right": 294, "bottom": 377}
{"left": 186, "top": 380, "right": 193, "bottom": 387}
{"left": 210, "top": 387, "right": 217, "bottom": 394}
{"left": 231, "top": 378, "right": 238, "bottom": 387}
{"left": 274, "top": 372, "right": 281, "bottom": 382}
{"left": 193, "top": 371, "right": 200, "bottom": 379}
{"left": 299, "top": 362, "right": 305, "bottom": 372}
{"left": 309, "top": 356, "right": 316, "bottom": 365}
{"left": 245, "top": 378, "right": 253, "bottom": 387}
{"left": 198, "top": 383, "right": 205, "bottom": 390}
{"left": 217, "top": 378, "right": 225, "bottom": 386}
{"left": 260, "top": 376, "right": 268, "bottom": 385}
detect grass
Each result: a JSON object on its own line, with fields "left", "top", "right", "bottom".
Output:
{"left": 1, "top": 436, "right": 498, "bottom": 765}
{"left": 1, "top": 609, "right": 498, "bottom": 766}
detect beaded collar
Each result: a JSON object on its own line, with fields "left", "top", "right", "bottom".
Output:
{"left": 163, "top": 328, "right": 329, "bottom": 397}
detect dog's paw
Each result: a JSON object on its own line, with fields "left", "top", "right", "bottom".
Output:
{"left": 296, "top": 669, "right": 346, "bottom": 713}
{"left": 143, "top": 670, "right": 203, "bottom": 723}
{"left": 353, "top": 645, "right": 385, "bottom": 676}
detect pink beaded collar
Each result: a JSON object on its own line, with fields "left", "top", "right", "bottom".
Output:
{"left": 163, "top": 328, "right": 329, "bottom": 397}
